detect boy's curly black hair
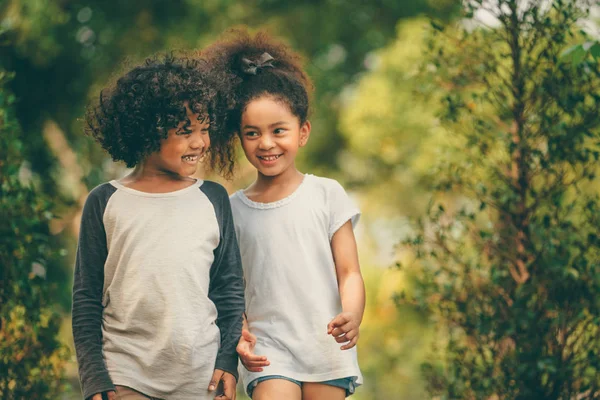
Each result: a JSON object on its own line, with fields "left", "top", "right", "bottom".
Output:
{"left": 85, "top": 53, "right": 237, "bottom": 178}
{"left": 201, "top": 29, "right": 314, "bottom": 134}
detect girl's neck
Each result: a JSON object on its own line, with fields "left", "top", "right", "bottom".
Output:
{"left": 254, "top": 164, "right": 303, "bottom": 190}
{"left": 245, "top": 166, "right": 304, "bottom": 203}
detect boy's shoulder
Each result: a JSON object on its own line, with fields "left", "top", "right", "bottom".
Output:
{"left": 88, "top": 181, "right": 117, "bottom": 195}
{"left": 199, "top": 179, "right": 230, "bottom": 202}
{"left": 85, "top": 181, "right": 118, "bottom": 203}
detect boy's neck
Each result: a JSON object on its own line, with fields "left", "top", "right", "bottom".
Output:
{"left": 119, "top": 163, "right": 196, "bottom": 193}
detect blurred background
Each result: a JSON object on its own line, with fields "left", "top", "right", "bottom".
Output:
{"left": 2, "top": 0, "right": 600, "bottom": 399}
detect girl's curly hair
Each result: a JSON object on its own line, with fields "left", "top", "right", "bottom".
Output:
{"left": 85, "top": 53, "right": 237, "bottom": 178}
{"left": 201, "top": 29, "right": 314, "bottom": 134}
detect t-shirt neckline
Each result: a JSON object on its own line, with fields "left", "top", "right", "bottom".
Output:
{"left": 237, "top": 174, "right": 310, "bottom": 209}
{"left": 110, "top": 179, "right": 203, "bottom": 197}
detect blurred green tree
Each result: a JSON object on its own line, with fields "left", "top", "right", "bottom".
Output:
{"left": 0, "top": 0, "right": 459, "bottom": 316}
{"left": 398, "top": 0, "right": 600, "bottom": 398}
{"left": 0, "top": 70, "right": 69, "bottom": 399}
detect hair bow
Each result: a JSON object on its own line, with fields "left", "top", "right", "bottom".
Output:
{"left": 241, "top": 52, "right": 275, "bottom": 75}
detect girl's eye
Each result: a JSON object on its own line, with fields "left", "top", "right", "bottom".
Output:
{"left": 245, "top": 131, "right": 259, "bottom": 138}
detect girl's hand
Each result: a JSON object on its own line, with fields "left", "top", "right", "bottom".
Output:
{"left": 208, "top": 369, "right": 236, "bottom": 400}
{"left": 327, "top": 311, "right": 361, "bottom": 350}
{"left": 236, "top": 329, "right": 270, "bottom": 372}
{"left": 91, "top": 391, "right": 116, "bottom": 400}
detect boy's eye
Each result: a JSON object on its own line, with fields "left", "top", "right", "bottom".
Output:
{"left": 273, "top": 128, "right": 285, "bottom": 134}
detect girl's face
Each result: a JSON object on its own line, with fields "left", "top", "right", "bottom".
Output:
{"left": 239, "top": 95, "right": 310, "bottom": 179}
{"left": 145, "top": 105, "right": 210, "bottom": 177}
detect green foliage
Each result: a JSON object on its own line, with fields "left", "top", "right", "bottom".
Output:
{"left": 561, "top": 41, "right": 600, "bottom": 65}
{"left": 338, "top": 18, "right": 443, "bottom": 217}
{"left": 0, "top": 71, "right": 69, "bottom": 399}
{"left": 399, "top": 1, "right": 600, "bottom": 398}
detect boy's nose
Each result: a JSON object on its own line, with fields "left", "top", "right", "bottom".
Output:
{"left": 190, "top": 133, "right": 206, "bottom": 149}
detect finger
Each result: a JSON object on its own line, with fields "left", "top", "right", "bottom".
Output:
{"left": 327, "top": 314, "right": 348, "bottom": 333}
{"left": 208, "top": 369, "right": 224, "bottom": 391}
{"left": 223, "top": 375, "right": 235, "bottom": 400}
{"left": 244, "top": 359, "right": 270, "bottom": 367}
{"left": 240, "top": 353, "right": 269, "bottom": 362}
{"left": 107, "top": 391, "right": 117, "bottom": 400}
{"left": 341, "top": 335, "right": 359, "bottom": 350}
{"left": 335, "top": 333, "right": 349, "bottom": 343}
{"left": 343, "top": 329, "right": 358, "bottom": 341}
{"left": 330, "top": 327, "right": 345, "bottom": 337}
{"left": 340, "top": 320, "right": 356, "bottom": 334}
{"left": 243, "top": 362, "right": 269, "bottom": 371}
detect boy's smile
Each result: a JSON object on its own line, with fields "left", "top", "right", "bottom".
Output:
{"left": 240, "top": 96, "right": 310, "bottom": 179}
{"left": 145, "top": 105, "right": 210, "bottom": 177}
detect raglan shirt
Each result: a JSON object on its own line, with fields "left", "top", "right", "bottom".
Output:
{"left": 72, "top": 179, "right": 244, "bottom": 400}
{"left": 229, "top": 174, "right": 363, "bottom": 393}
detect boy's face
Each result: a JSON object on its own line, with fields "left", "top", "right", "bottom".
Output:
{"left": 146, "top": 105, "right": 210, "bottom": 177}
{"left": 239, "top": 95, "right": 310, "bottom": 179}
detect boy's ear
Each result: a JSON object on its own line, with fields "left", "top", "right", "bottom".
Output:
{"left": 299, "top": 120, "right": 311, "bottom": 147}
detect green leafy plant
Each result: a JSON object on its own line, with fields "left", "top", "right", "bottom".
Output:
{"left": 399, "top": 1, "right": 600, "bottom": 398}
{"left": 0, "top": 70, "right": 69, "bottom": 399}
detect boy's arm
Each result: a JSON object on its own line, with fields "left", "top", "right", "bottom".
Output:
{"left": 72, "top": 188, "right": 115, "bottom": 399}
{"left": 328, "top": 220, "right": 366, "bottom": 350}
{"left": 207, "top": 185, "right": 245, "bottom": 381}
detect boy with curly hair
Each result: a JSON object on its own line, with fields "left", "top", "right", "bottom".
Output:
{"left": 72, "top": 54, "right": 244, "bottom": 400}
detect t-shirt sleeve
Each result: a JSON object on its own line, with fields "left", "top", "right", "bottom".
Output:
{"left": 203, "top": 183, "right": 245, "bottom": 381}
{"left": 327, "top": 179, "right": 361, "bottom": 240}
{"left": 72, "top": 184, "right": 116, "bottom": 399}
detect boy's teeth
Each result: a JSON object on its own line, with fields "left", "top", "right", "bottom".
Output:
{"left": 183, "top": 155, "right": 198, "bottom": 161}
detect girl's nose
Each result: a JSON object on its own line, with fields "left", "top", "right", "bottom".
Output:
{"left": 259, "top": 135, "right": 274, "bottom": 150}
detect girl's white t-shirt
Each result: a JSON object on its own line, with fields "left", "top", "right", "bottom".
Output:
{"left": 229, "top": 174, "right": 363, "bottom": 391}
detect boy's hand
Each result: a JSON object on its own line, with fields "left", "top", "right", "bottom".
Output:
{"left": 327, "top": 311, "right": 361, "bottom": 350}
{"left": 91, "top": 391, "right": 116, "bottom": 400}
{"left": 208, "top": 369, "right": 236, "bottom": 400}
{"left": 236, "top": 329, "right": 270, "bottom": 372}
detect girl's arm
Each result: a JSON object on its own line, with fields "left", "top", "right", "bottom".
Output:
{"left": 328, "top": 220, "right": 366, "bottom": 350}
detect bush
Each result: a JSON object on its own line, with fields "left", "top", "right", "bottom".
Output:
{"left": 399, "top": 1, "right": 600, "bottom": 399}
{"left": 0, "top": 69, "right": 69, "bottom": 399}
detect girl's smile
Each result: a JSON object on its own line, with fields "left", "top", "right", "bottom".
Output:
{"left": 257, "top": 153, "right": 283, "bottom": 165}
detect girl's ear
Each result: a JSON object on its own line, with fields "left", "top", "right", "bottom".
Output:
{"left": 299, "top": 120, "right": 311, "bottom": 147}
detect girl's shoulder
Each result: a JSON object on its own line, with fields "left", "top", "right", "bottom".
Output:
{"left": 304, "top": 174, "right": 347, "bottom": 196}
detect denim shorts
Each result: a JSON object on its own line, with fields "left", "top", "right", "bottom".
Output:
{"left": 247, "top": 375, "right": 356, "bottom": 398}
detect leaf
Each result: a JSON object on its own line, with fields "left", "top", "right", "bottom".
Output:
{"left": 590, "top": 42, "right": 600, "bottom": 59}
{"left": 560, "top": 44, "right": 586, "bottom": 65}
{"left": 582, "top": 41, "right": 596, "bottom": 51}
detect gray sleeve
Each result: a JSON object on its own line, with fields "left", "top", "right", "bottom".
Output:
{"left": 72, "top": 183, "right": 116, "bottom": 399}
{"left": 201, "top": 181, "right": 245, "bottom": 381}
